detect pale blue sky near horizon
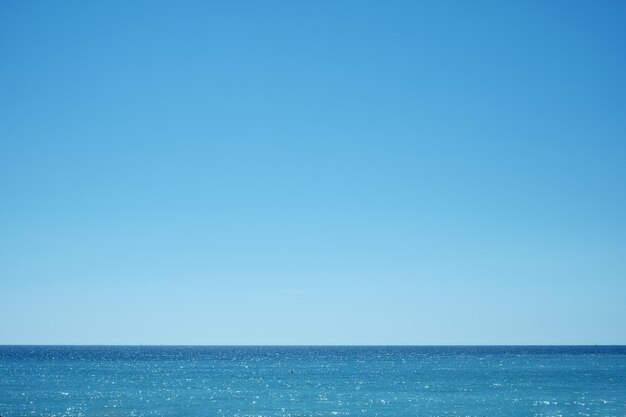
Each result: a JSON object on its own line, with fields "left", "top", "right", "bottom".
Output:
{"left": 1, "top": 1, "right": 625, "bottom": 345}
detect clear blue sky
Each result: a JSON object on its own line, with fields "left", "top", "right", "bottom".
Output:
{"left": 1, "top": 1, "right": 625, "bottom": 345}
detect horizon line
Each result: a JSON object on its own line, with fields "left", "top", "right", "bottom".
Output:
{"left": 2, "top": 344, "right": 625, "bottom": 347}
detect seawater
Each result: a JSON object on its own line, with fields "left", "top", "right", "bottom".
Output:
{"left": 1, "top": 346, "right": 625, "bottom": 417}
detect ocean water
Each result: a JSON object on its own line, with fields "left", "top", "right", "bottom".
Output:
{"left": 1, "top": 346, "right": 625, "bottom": 417}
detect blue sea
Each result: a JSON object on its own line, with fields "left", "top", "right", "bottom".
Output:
{"left": 1, "top": 346, "right": 625, "bottom": 417}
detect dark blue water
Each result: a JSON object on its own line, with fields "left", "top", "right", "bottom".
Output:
{"left": 1, "top": 346, "right": 625, "bottom": 416}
